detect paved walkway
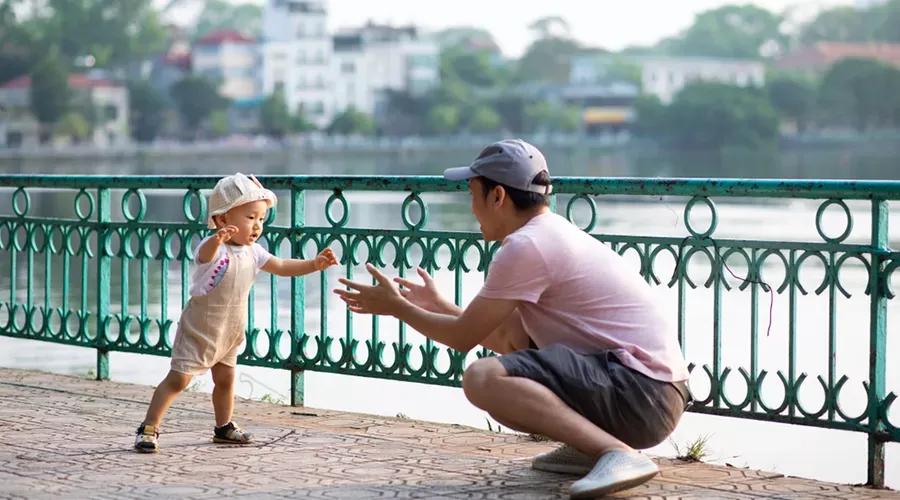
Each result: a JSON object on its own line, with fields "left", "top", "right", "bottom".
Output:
{"left": 0, "top": 368, "right": 897, "bottom": 499}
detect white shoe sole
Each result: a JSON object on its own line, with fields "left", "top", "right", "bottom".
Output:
{"left": 532, "top": 461, "right": 593, "bottom": 475}
{"left": 570, "top": 469, "right": 658, "bottom": 499}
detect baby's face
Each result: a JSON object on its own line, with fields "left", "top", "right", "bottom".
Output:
{"left": 218, "top": 200, "right": 269, "bottom": 245}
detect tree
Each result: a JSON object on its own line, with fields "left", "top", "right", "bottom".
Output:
{"left": 516, "top": 37, "right": 582, "bottom": 83}
{"left": 799, "top": 7, "right": 870, "bottom": 44}
{"left": 818, "top": 58, "right": 900, "bottom": 130}
{"left": 326, "top": 108, "right": 375, "bottom": 136}
{"left": 29, "top": 49, "right": 70, "bottom": 143}
{"left": 0, "top": 0, "right": 42, "bottom": 84}
{"left": 766, "top": 74, "right": 815, "bottom": 132}
{"left": 260, "top": 89, "right": 291, "bottom": 137}
{"left": 440, "top": 46, "right": 503, "bottom": 88}
{"left": 666, "top": 5, "right": 785, "bottom": 59}
{"left": 39, "top": 0, "right": 166, "bottom": 68}
{"left": 524, "top": 101, "right": 581, "bottom": 133}
{"left": 128, "top": 80, "right": 166, "bottom": 142}
{"left": 169, "top": 76, "right": 228, "bottom": 135}
{"left": 290, "top": 109, "right": 316, "bottom": 133}
{"left": 208, "top": 110, "right": 229, "bottom": 137}
{"left": 528, "top": 16, "right": 572, "bottom": 40}
{"left": 633, "top": 95, "right": 668, "bottom": 137}
{"left": 799, "top": 0, "right": 900, "bottom": 44}
{"left": 194, "top": 0, "right": 262, "bottom": 39}
{"left": 427, "top": 105, "right": 461, "bottom": 134}
{"left": 56, "top": 112, "right": 91, "bottom": 143}
{"left": 433, "top": 27, "right": 501, "bottom": 53}
{"left": 466, "top": 107, "right": 502, "bottom": 133}
{"left": 664, "top": 82, "right": 779, "bottom": 148}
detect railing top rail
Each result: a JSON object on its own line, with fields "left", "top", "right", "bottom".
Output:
{"left": 1, "top": 175, "right": 900, "bottom": 199}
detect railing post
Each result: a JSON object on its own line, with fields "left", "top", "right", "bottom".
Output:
{"left": 95, "top": 187, "right": 111, "bottom": 381}
{"left": 290, "top": 186, "right": 306, "bottom": 406}
{"left": 867, "top": 198, "right": 888, "bottom": 488}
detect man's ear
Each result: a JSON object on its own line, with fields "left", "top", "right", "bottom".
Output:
{"left": 492, "top": 185, "right": 506, "bottom": 206}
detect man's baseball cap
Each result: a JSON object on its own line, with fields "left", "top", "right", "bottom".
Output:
{"left": 443, "top": 139, "right": 552, "bottom": 194}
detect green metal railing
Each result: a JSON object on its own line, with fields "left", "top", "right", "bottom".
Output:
{"left": 0, "top": 175, "right": 897, "bottom": 486}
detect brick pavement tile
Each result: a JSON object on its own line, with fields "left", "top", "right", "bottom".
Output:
{"left": 1, "top": 368, "right": 899, "bottom": 500}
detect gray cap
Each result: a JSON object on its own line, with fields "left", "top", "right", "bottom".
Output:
{"left": 443, "top": 139, "right": 552, "bottom": 194}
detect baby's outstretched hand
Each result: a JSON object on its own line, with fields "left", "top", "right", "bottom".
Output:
{"left": 315, "top": 248, "right": 338, "bottom": 270}
{"left": 215, "top": 225, "right": 239, "bottom": 243}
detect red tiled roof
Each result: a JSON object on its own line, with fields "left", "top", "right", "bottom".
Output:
{"left": 196, "top": 29, "right": 255, "bottom": 46}
{"left": 776, "top": 42, "right": 900, "bottom": 72}
{"left": 1, "top": 74, "right": 121, "bottom": 90}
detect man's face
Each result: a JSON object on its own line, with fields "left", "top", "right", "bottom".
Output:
{"left": 217, "top": 200, "right": 268, "bottom": 245}
{"left": 468, "top": 178, "right": 501, "bottom": 241}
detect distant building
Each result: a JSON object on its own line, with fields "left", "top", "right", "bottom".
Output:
{"left": 193, "top": 29, "right": 260, "bottom": 100}
{"left": 332, "top": 22, "right": 439, "bottom": 117}
{"left": 775, "top": 42, "right": 900, "bottom": 76}
{"left": 0, "top": 74, "right": 129, "bottom": 148}
{"left": 560, "top": 83, "right": 640, "bottom": 134}
{"left": 571, "top": 54, "right": 765, "bottom": 104}
{"left": 260, "top": 0, "right": 333, "bottom": 128}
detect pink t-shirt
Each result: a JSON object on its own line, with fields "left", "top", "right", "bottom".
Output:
{"left": 478, "top": 212, "right": 689, "bottom": 382}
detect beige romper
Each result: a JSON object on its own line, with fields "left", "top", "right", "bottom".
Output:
{"left": 170, "top": 243, "right": 257, "bottom": 375}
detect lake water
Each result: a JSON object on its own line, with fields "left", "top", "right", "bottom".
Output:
{"left": 1, "top": 141, "right": 898, "bottom": 488}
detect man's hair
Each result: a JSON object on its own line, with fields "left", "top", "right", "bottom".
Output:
{"left": 478, "top": 171, "right": 551, "bottom": 211}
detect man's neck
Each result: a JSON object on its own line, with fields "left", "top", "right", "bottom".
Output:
{"left": 497, "top": 206, "right": 550, "bottom": 240}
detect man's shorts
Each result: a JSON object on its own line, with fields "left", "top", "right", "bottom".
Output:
{"left": 498, "top": 343, "right": 690, "bottom": 449}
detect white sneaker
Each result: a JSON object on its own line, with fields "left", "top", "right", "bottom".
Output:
{"left": 532, "top": 444, "right": 595, "bottom": 475}
{"left": 569, "top": 449, "right": 658, "bottom": 499}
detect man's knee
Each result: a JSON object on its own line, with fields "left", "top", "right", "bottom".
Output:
{"left": 462, "top": 357, "right": 507, "bottom": 405}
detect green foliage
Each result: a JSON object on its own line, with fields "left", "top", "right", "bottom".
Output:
{"left": 800, "top": 0, "right": 900, "bottom": 44}
{"left": 128, "top": 80, "right": 166, "bottom": 142}
{"left": 260, "top": 89, "right": 291, "bottom": 137}
{"left": 208, "top": 110, "right": 229, "bottom": 137}
{"left": 260, "top": 393, "right": 285, "bottom": 405}
{"left": 465, "top": 106, "right": 502, "bottom": 133}
{"left": 0, "top": 1, "right": 42, "bottom": 84}
{"left": 39, "top": 0, "right": 166, "bottom": 68}
{"left": 433, "top": 27, "right": 500, "bottom": 53}
{"left": 169, "top": 76, "right": 228, "bottom": 132}
{"left": 441, "top": 46, "right": 503, "bottom": 88}
{"left": 516, "top": 36, "right": 582, "bottom": 83}
{"left": 29, "top": 48, "right": 70, "bottom": 132}
{"left": 653, "top": 82, "right": 779, "bottom": 149}
{"left": 427, "top": 105, "right": 461, "bottom": 134}
{"left": 194, "top": 0, "right": 262, "bottom": 39}
{"left": 818, "top": 58, "right": 900, "bottom": 130}
{"left": 632, "top": 95, "right": 668, "bottom": 137}
{"left": 766, "top": 74, "right": 815, "bottom": 131}
{"left": 663, "top": 5, "right": 785, "bottom": 58}
{"left": 290, "top": 110, "right": 316, "bottom": 133}
{"left": 525, "top": 101, "right": 581, "bottom": 133}
{"left": 56, "top": 112, "right": 91, "bottom": 142}
{"left": 671, "top": 434, "right": 711, "bottom": 462}
{"left": 327, "top": 107, "right": 376, "bottom": 136}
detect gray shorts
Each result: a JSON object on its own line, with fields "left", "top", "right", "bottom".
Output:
{"left": 498, "top": 343, "right": 690, "bottom": 449}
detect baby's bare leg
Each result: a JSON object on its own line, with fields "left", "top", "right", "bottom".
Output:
{"left": 210, "top": 363, "right": 235, "bottom": 427}
{"left": 143, "top": 370, "right": 192, "bottom": 427}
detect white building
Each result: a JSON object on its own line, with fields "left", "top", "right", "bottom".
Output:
{"left": 332, "top": 23, "right": 439, "bottom": 117}
{"left": 193, "top": 29, "right": 260, "bottom": 100}
{"left": 571, "top": 54, "right": 765, "bottom": 104}
{"left": 260, "top": 0, "right": 333, "bottom": 127}
{"left": 0, "top": 74, "right": 129, "bottom": 148}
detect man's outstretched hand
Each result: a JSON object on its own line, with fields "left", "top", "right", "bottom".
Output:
{"left": 334, "top": 263, "right": 406, "bottom": 315}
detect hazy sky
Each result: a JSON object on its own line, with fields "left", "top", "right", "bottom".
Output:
{"left": 205, "top": 0, "right": 859, "bottom": 56}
